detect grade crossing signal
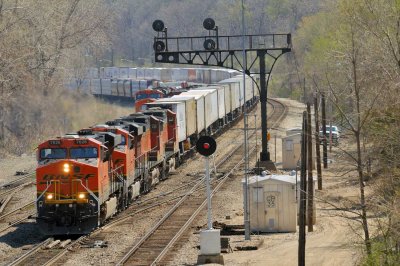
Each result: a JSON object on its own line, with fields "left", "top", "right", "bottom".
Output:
{"left": 196, "top": 136, "right": 217, "bottom": 157}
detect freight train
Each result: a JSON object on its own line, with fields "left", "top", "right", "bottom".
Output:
{"left": 36, "top": 74, "right": 259, "bottom": 235}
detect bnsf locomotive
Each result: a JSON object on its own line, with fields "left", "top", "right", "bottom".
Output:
{"left": 36, "top": 75, "right": 258, "bottom": 235}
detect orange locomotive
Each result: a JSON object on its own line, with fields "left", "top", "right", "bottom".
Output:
{"left": 36, "top": 111, "right": 179, "bottom": 235}
{"left": 36, "top": 131, "right": 121, "bottom": 235}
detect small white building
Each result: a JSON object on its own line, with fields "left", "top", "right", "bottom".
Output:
{"left": 282, "top": 133, "right": 302, "bottom": 170}
{"left": 244, "top": 174, "right": 297, "bottom": 233}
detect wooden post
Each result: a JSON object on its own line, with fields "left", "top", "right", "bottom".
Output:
{"left": 307, "top": 103, "right": 314, "bottom": 232}
{"left": 314, "top": 93, "right": 322, "bottom": 190}
{"left": 314, "top": 94, "right": 322, "bottom": 190}
{"left": 321, "top": 93, "right": 328, "bottom": 168}
{"left": 298, "top": 111, "right": 307, "bottom": 266}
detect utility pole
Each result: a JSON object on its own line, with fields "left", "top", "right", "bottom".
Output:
{"left": 241, "top": 0, "right": 250, "bottom": 241}
{"left": 303, "top": 77, "right": 306, "bottom": 104}
{"left": 298, "top": 111, "right": 307, "bottom": 266}
{"left": 306, "top": 103, "right": 314, "bottom": 232}
{"left": 321, "top": 93, "right": 328, "bottom": 168}
{"left": 314, "top": 93, "right": 322, "bottom": 190}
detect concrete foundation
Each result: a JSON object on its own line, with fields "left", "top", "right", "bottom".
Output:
{"left": 197, "top": 254, "right": 224, "bottom": 265}
{"left": 256, "top": 160, "right": 277, "bottom": 171}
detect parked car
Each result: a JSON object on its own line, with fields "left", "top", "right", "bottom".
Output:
{"left": 319, "top": 125, "right": 340, "bottom": 146}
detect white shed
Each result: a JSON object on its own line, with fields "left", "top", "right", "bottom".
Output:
{"left": 244, "top": 174, "right": 297, "bottom": 233}
{"left": 282, "top": 133, "right": 301, "bottom": 170}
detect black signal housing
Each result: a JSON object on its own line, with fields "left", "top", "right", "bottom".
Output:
{"left": 196, "top": 136, "right": 217, "bottom": 157}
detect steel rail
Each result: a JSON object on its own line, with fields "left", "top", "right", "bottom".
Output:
{"left": 0, "top": 201, "right": 35, "bottom": 221}
{"left": 41, "top": 236, "right": 86, "bottom": 266}
{"left": 0, "top": 172, "right": 34, "bottom": 189}
{"left": 0, "top": 181, "right": 34, "bottom": 198}
{"left": 7, "top": 238, "right": 53, "bottom": 266}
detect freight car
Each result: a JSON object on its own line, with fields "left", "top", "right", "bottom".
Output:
{"left": 35, "top": 74, "right": 258, "bottom": 235}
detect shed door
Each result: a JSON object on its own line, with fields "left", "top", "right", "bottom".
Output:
{"left": 265, "top": 192, "right": 280, "bottom": 231}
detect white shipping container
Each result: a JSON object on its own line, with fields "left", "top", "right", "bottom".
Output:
{"left": 232, "top": 75, "right": 254, "bottom": 103}
{"left": 153, "top": 68, "right": 162, "bottom": 80}
{"left": 139, "top": 80, "right": 148, "bottom": 90}
{"left": 219, "top": 79, "right": 241, "bottom": 111}
{"left": 144, "top": 68, "right": 154, "bottom": 80}
{"left": 161, "top": 68, "right": 172, "bottom": 81}
{"left": 100, "top": 79, "right": 112, "bottom": 95}
{"left": 207, "top": 86, "right": 225, "bottom": 119}
{"left": 145, "top": 101, "right": 187, "bottom": 142}
{"left": 90, "top": 79, "right": 101, "bottom": 94}
{"left": 111, "top": 67, "right": 119, "bottom": 79}
{"left": 123, "top": 80, "right": 131, "bottom": 97}
{"left": 188, "top": 88, "right": 218, "bottom": 128}
{"left": 211, "top": 69, "right": 219, "bottom": 83}
{"left": 119, "top": 67, "right": 129, "bottom": 79}
{"left": 220, "top": 84, "right": 232, "bottom": 115}
{"left": 111, "top": 80, "right": 119, "bottom": 96}
{"left": 160, "top": 96, "right": 197, "bottom": 137}
{"left": 137, "top": 68, "right": 145, "bottom": 79}
{"left": 102, "top": 67, "right": 114, "bottom": 79}
{"left": 179, "top": 92, "right": 205, "bottom": 134}
{"left": 128, "top": 68, "right": 137, "bottom": 79}
{"left": 171, "top": 68, "right": 188, "bottom": 81}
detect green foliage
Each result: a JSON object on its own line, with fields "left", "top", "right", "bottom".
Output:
{"left": 363, "top": 240, "right": 400, "bottom": 266}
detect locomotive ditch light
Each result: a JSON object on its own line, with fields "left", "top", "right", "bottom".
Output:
{"left": 46, "top": 193, "right": 54, "bottom": 200}
{"left": 78, "top": 193, "right": 86, "bottom": 199}
{"left": 63, "top": 163, "right": 70, "bottom": 173}
{"left": 196, "top": 136, "right": 217, "bottom": 157}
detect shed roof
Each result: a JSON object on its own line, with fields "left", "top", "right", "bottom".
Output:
{"left": 243, "top": 174, "right": 297, "bottom": 185}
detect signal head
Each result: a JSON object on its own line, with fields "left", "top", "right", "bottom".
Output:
{"left": 204, "top": 39, "right": 216, "bottom": 50}
{"left": 152, "top": 20, "right": 165, "bottom": 32}
{"left": 203, "top": 18, "right": 216, "bottom": 30}
{"left": 196, "top": 136, "right": 217, "bottom": 156}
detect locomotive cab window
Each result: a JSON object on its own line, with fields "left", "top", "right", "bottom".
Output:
{"left": 119, "top": 135, "right": 126, "bottom": 146}
{"left": 70, "top": 147, "right": 98, "bottom": 159}
{"left": 40, "top": 148, "right": 67, "bottom": 159}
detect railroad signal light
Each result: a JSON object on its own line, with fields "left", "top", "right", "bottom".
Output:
{"left": 153, "top": 40, "right": 166, "bottom": 52}
{"left": 267, "top": 132, "right": 271, "bottom": 141}
{"left": 152, "top": 20, "right": 165, "bottom": 32}
{"left": 203, "top": 18, "right": 216, "bottom": 30}
{"left": 204, "top": 39, "right": 216, "bottom": 50}
{"left": 196, "top": 136, "right": 217, "bottom": 157}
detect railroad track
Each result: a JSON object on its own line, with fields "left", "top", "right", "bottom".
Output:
{"left": 7, "top": 99, "right": 286, "bottom": 266}
{"left": 114, "top": 98, "right": 287, "bottom": 265}
{"left": 7, "top": 237, "right": 84, "bottom": 266}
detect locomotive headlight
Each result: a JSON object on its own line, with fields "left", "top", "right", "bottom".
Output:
{"left": 63, "top": 163, "right": 70, "bottom": 173}
{"left": 78, "top": 193, "right": 86, "bottom": 199}
{"left": 46, "top": 193, "right": 54, "bottom": 200}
